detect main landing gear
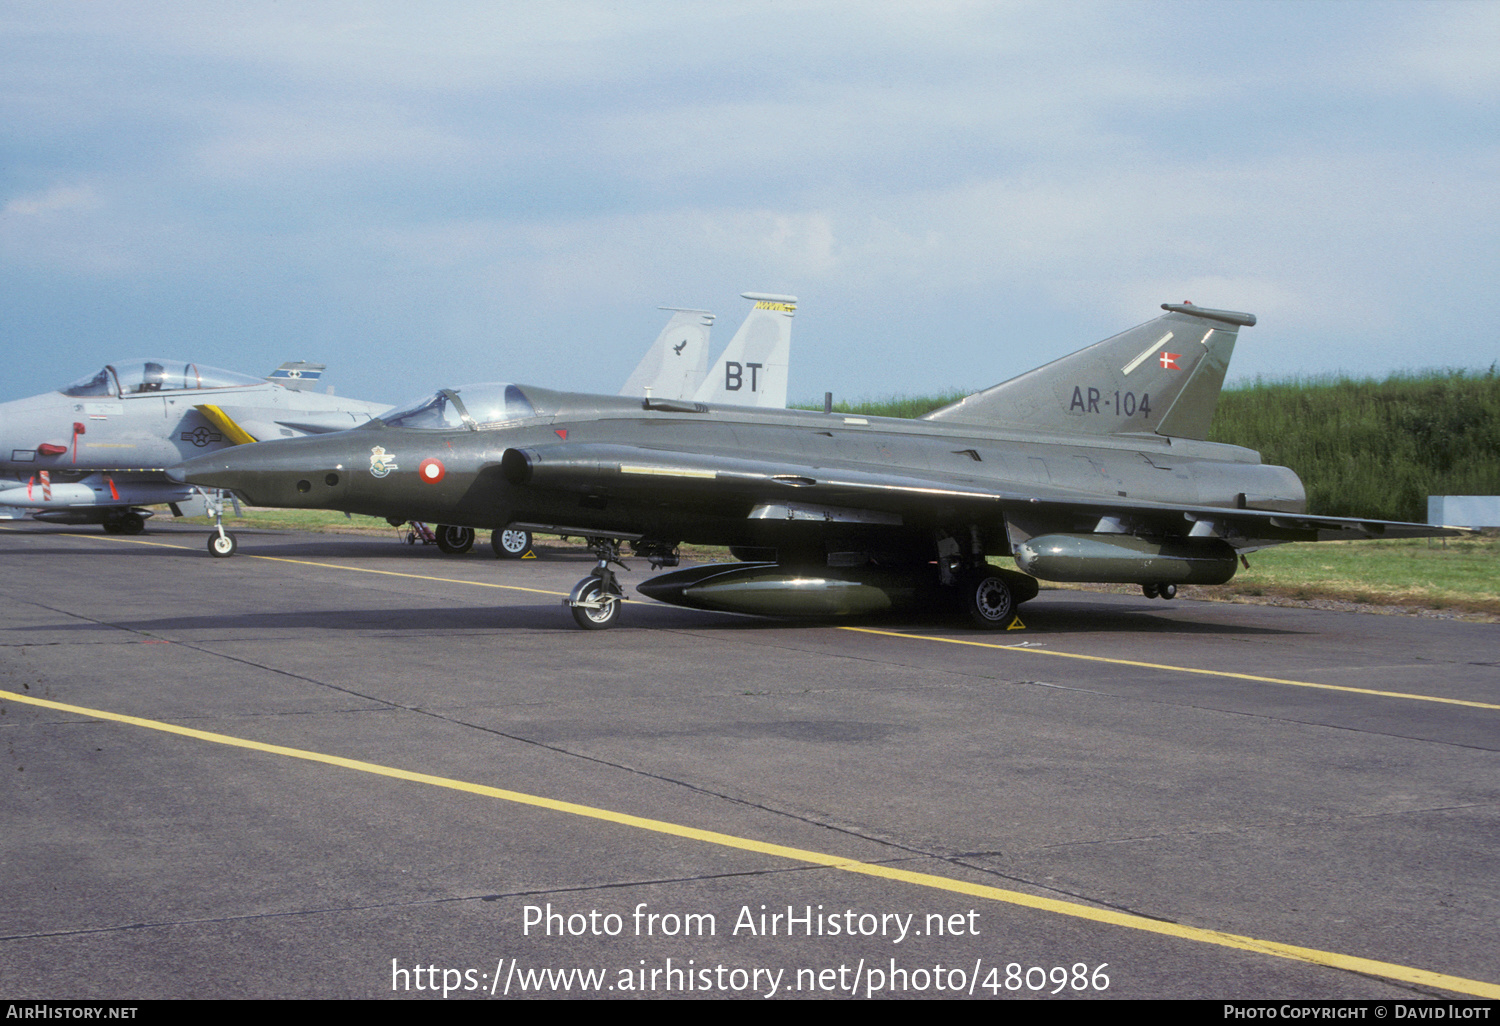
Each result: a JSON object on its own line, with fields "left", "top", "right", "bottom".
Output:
{"left": 566, "top": 538, "right": 628, "bottom": 629}
{"left": 936, "top": 530, "right": 1038, "bottom": 630}
{"left": 434, "top": 525, "right": 475, "bottom": 554}
{"left": 961, "top": 566, "right": 1016, "bottom": 628}
{"left": 492, "top": 526, "right": 532, "bottom": 559}
{"left": 102, "top": 512, "right": 146, "bottom": 535}
{"left": 1141, "top": 583, "right": 1177, "bottom": 600}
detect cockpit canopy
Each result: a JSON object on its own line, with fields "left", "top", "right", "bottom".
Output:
{"left": 380, "top": 383, "right": 538, "bottom": 431}
{"left": 62, "top": 360, "right": 263, "bottom": 398}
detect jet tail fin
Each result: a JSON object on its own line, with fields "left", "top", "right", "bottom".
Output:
{"left": 266, "top": 361, "right": 327, "bottom": 391}
{"left": 619, "top": 308, "right": 715, "bottom": 401}
{"left": 921, "top": 303, "right": 1254, "bottom": 440}
{"left": 693, "top": 292, "right": 796, "bottom": 408}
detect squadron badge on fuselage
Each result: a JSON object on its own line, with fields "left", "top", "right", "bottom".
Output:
{"left": 369, "top": 446, "right": 398, "bottom": 478}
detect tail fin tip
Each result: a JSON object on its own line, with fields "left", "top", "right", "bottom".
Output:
{"left": 1161, "top": 303, "right": 1255, "bottom": 327}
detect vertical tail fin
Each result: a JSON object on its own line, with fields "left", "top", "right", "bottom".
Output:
{"left": 619, "top": 308, "right": 714, "bottom": 401}
{"left": 266, "top": 361, "right": 326, "bottom": 391}
{"left": 693, "top": 292, "right": 796, "bottom": 408}
{"left": 921, "top": 303, "right": 1254, "bottom": 439}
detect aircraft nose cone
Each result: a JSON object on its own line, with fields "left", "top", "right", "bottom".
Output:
{"left": 173, "top": 437, "right": 350, "bottom": 508}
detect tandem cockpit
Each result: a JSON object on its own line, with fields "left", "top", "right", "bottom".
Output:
{"left": 62, "top": 360, "right": 264, "bottom": 398}
{"left": 377, "top": 383, "right": 540, "bottom": 431}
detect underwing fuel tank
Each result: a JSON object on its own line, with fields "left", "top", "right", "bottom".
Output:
{"left": 637, "top": 563, "right": 928, "bottom": 617}
{"left": 0, "top": 477, "right": 185, "bottom": 509}
{"left": 1014, "top": 534, "right": 1238, "bottom": 585}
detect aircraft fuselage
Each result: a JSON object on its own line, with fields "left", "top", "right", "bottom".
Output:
{"left": 173, "top": 386, "right": 1305, "bottom": 562}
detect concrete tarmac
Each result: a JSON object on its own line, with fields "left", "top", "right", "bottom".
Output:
{"left": 1, "top": 521, "right": 1496, "bottom": 1000}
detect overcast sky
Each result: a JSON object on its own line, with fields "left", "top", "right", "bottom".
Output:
{"left": 3, "top": 1, "right": 1496, "bottom": 406}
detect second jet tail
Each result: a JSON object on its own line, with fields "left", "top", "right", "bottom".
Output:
{"left": 619, "top": 308, "right": 714, "bottom": 401}
{"left": 693, "top": 293, "right": 796, "bottom": 408}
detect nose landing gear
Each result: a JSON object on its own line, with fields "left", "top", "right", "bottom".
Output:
{"left": 566, "top": 538, "right": 628, "bottom": 629}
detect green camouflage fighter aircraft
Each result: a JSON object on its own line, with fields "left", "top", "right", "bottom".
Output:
{"left": 171, "top": 303, "right": 1469, "bottom": 629}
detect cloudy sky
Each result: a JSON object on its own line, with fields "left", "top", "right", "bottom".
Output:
{"left": 3, "top": 1, "right": 1496, "bottom": 406}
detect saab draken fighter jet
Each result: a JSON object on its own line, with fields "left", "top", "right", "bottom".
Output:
{"left": 0, "top": 359, "right": 391, "bottom": 548}
{"left": 173, "top": 303, "right": 1469, "bottom": 629}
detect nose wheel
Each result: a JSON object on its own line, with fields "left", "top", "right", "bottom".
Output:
{"left": 569, "top": 580, "right": 621, "bottom": 629}
{"left": 203, "top": 490, "right": 238, "bottom": 557}
{"left": 566, "top": 538, "right": 628, "bottom": 629}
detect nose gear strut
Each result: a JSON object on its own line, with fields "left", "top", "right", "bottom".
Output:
{"left": 566, "top": 537, "right": 629, "bottom": 629}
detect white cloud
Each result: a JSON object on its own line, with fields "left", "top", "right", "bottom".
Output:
{"left": 4, "top": 184, "right": 99, "bottom": 216}
{"left": 1385, "top": 2, "right": 1500, "bottom": 98}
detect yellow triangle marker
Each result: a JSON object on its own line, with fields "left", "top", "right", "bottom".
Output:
{"left": 521, "top": 550, "right": 537, "bottom": 559}
{"left": 1006, "top": 615, "right": 1026, "bottom": 630}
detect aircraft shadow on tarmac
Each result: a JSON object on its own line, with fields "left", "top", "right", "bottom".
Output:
{"left": 2, "top": 527, "right": 1300, "bottom": 637}
{"left": 11, "top": 596, "right": 1304, "bottom": 638}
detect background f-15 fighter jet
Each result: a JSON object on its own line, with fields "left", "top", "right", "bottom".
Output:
{"left": 173, "top": 302, "right": 1469, "bottom": 629}
{"left": 432, "top": 292, "right": 799, "bottom": 559}
{"left": 0, "top": 359, "right": 391, "bottom": 542}
{"left": 620, "top": 292, "right": 796, "bottom": 407}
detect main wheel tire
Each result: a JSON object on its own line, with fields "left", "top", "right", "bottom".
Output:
{"left": 119, "top": 513, "right": 146, "bottom": 535}
{"left": 1142, "top": 583, "right": 1160, "bottom": 599}
{"left": 492, "top": 527, "right": 532, "bottom": 559}
{"left": 207, "top": 532, "right": 238, "bottom": 557}
{"left": 570, "top": 580, "right": 620, "bottom": 630}
{"left": 961, "top": 568, "right": 1015, "bottom": 629}
{"left": 101, "top": 521, "right": 123, "bottom": 534}
{"left": 1158, "top": 583, "right": 1177, "bottom": 600}
{"left": 434, "top": 525, "right": 474, "bottom": 554}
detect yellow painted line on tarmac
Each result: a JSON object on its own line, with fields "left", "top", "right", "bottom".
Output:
{"left": 0, "top": 524, "right": 570, "bottom": 598}
{"left": 0, "top": 525, "right": 191, "bottom": 551}
{"left": 4, "top": 686, "right": 1496, "bottom": 999}
{"left": 840, "top": 627, "right": 1500, "bottom": 711}
{"left": 8, "top": 527, "right": 1489, "bottom": 705}
{"left": 245, "top": 554, "right": 569, "bottom": 598}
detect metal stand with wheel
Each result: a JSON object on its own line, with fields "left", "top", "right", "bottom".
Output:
{"left": 566, "top": 538, "right": 628, "bottom": 629}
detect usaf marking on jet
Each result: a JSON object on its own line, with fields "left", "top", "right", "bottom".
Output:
{"left": 618, "top": 308, "right": 714, "bottom": 402}
{"left": 0, "top": 359, "right": 390, "bottom": 551}
{"left": 172, "top": 302, "right": 1470, "bottom": 629}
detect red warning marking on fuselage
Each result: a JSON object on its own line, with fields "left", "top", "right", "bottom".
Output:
{"left": 418, "top": 458, "right": 446, "bottom": 484}
{"left": 555, "top": 428, "right": 568, "bottom": 441}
